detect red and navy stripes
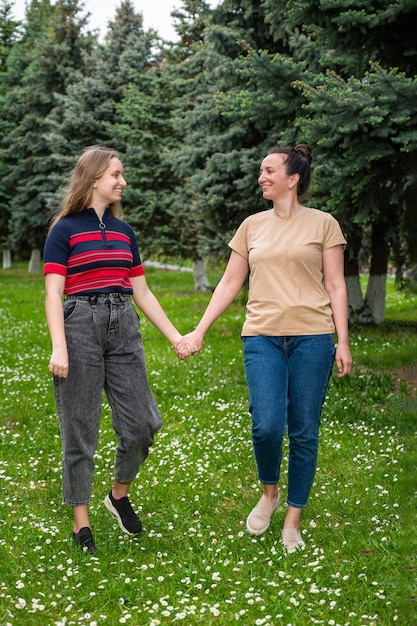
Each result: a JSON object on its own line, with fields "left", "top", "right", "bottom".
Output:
{"left": 44, "top": 208, "right": 144, "bottom": 295}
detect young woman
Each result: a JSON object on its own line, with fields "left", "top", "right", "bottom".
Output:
{"left": 176, "top": 144, "right": 352, "bottom": 552}
{"left": 44, "top": 145, "right": 185, "bottom": 553}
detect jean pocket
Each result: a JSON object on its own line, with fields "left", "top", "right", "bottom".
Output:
{"left": 63, "top": 299, "right": 77, "bottom": 321}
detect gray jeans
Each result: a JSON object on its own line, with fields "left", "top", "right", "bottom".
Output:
{"left": 53, "top": 294, "right": 162, "bottom": 506}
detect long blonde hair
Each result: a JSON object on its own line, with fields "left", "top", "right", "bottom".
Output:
{"left": 49, "top": 145, "right": 124, "bottom": 232}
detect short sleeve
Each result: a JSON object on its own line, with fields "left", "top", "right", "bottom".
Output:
{"left": 228, "top": 218, "right": 250, "bottom": 259}
{"left": 43, "top": 221, "right": 70, "bottom": 276}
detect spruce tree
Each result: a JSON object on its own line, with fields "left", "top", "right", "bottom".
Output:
{"left": 112, "top": 1, "right": 215, "bottom": 289}
{"left": 165, "top": 0, "right": 282, "bottom": 267}
{"left": 214, "top": 0, "right": 417, "bottom": 323}
{"left": 47, "top": 0, "right": 157, "bottom": 209}
{"left": 2, "top": 0, "right": 92, "bottom": 266}
{"left": 0, "top": 0, "right": 21, "bottom": 267}
{"left": 286, "top": 0, "right": 417, "bottom": 323}
{"left": 111, "top": 71, "right": 185, "bottom": 259}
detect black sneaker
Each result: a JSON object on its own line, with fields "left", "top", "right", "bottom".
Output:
{"left": 104, "top": 491, "right": 143, "bottom": 535}
{"left": 72, "top": 527, "right": 96, "bottom": 554}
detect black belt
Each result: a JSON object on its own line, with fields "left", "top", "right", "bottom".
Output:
{"left": 66, "top": 293, "right": 131, "bottom": 303}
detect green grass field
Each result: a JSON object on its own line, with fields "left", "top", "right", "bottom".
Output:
{"left": 0, "top": 266, "right": 416, "bottom": 625}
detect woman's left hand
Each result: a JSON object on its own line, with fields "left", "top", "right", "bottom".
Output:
{"left": 335, "top": 344, "right": 352, "bottom": 378}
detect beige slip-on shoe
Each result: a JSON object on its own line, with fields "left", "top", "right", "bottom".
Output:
{"left": 282, "top": 527, "right": 305, "bottom": 553}
{"left": 246, "top": 491, "right": 281, "bottom": 535}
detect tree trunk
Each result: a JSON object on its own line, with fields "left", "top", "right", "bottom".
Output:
{"left": 345, "top": 274, "right": 364, "bottom": 315}
{"left": 28, "top": 248, "right": 41, "bottom": 273}
{"left": 364, "top": 222, "right": 390, "bottom": 325}
{"left": 344, "top": 224, "right": 365, "bottom": 323}
{"left": 364, "top": 274, "right": 387, "bottom": 325}
{"left": 193, "top": 257, "right": 211, "bottom": 292}
{"left": 344, "top": 222, "right": 389, "bottom": 325}
{"left": 2, "top": 249, "right": 12, "bottom": 269}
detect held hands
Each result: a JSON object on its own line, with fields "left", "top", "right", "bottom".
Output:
{"left": 175, "top": 331, "right": 203, "bottom": 360}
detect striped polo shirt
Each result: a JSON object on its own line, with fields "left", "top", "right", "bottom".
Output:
{"left": 43, "top": 207, "right": 144, "bottom": 295}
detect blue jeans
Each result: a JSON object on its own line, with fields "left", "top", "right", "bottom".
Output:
{"left": 243, "top": 335, "right": 335, "bottom": 508}
{"left": 53, "top": 294, "right": 162, "bottom": 506}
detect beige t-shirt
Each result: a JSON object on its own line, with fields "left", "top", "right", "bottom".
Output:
{"left": 229, "top": 208, "right": 347, "bottom": 336}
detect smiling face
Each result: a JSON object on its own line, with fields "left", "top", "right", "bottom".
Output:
{"left": 92, "top": 156, "right": 127, "bottom": 208}
{"left": 258, "top": 153, "right": 298, "bottom": 201}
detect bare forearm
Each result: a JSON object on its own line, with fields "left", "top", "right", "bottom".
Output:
{"left": 45, "top": 292, "right": 69, "bottom": 377}
{"left": 195, "top": 279, "right": 241, "bottom": 336}
{"left": 327, "top": 284, "right": 352, "bottom": 377}
{"left": 175, "top": 250, "right": 248, "bottom": 359}
{"left": 136, "top": 291, "right": 181, "bottom": 346}
{"left": 175, "top": 278, "right": 244, "bottom": 359}
{"left": 45, "top": 294, "right": 66, "bottom": 350}
{"left": 328, "top": 287, "right": 349, "bottom": 344}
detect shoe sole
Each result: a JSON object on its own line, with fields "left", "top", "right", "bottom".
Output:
{"left": 104, "top": 495, "right": 141, "bottom": 536}
{"left": 246, "top": 495, "right": 281, "bottom": 536}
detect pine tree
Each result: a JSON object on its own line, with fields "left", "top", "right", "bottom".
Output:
{"left": 215, "top": 0, "right": 417, "bottom": 323}
{"left": 2, "top": 0, "right": 92, "bottom": 268}
{"left": 287, "top": 0, "right": 417, "bottom": 323}
{"left": 0, "top": 0, "right": 21, "bottom": 267}
{"left": 112, "top": 71, "right": 185, "bottom": 259}
{"left": 46, "top": 0, "right": 157, "bottom": 208}
{"left": 112, "top": 1, "right": 215, "bottom": 289}
{"left": 164, "top": 0, "right": 281, "bottom": 270}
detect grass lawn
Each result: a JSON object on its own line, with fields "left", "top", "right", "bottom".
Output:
{"left": 0, "top": 265, "right": 416, "bottom": 625}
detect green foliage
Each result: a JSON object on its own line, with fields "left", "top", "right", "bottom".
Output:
{"left": 111, "top": 70, "right": 188, "bottom": 259}
{"left": 0, "top": 0, "right": 415, "bottom": 323}
{"left": 212, "top": 0, "right": 417, "bottom": 320}
{"left": 295, "top": 64, "right": 417, "bottom": 228}
{"left": 47, "top": 0, "right": 158, "bottom": 213}
{"left": 1, "top": 0, "right": 92, "bottom": 254}
{"left": 0, "top": 268, "right": 415, "bottom": 624}
{"left": 162, "top": 0, "right": 282, "bottom": 260}
{"left": 0, "top": 1, "right": 23, "bottom": 245}
{"left": 0, "top": 0, "right": 21, "bottom": 75}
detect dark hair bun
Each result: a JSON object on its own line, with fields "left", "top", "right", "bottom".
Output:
{"left": 294, "top": 143, "right": 312, "bottom": 164}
